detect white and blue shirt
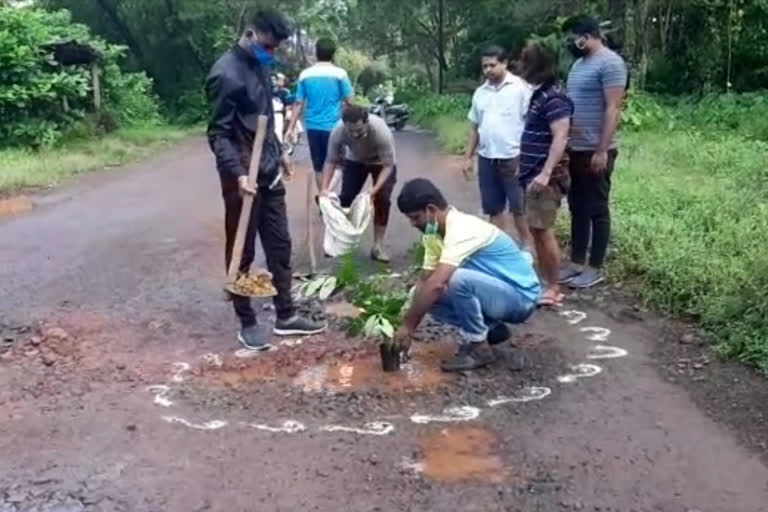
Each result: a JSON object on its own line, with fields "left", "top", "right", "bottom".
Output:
{"left": 468, "top": 72, "right": 532, "bottom": 159}
{"left": 296, "top": 62, "right": 354, "bottom": 132}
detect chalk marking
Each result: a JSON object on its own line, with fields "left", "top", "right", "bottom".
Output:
{"left": 487, "top": 387, "right": 552, "bottom": 407}
{"left": 587, "top": 344, "right": 628, "bottom": 360}
{"left": 400, "top": 459, "right": 426, "bottom": 474}
{"left": 557, "top": 364, "right": 603, "bottom": 383}
{"left": 170, "top": 362, "right": 191, "bottom": 383}
{"left": 247, "top": 421, "right": 306, "bottom": 434}
{"left": 559, "top": 310, "right": 587, "bottom": 325}
{"left": 201, "top": 353, "right": 223, "bottom": 368}
{"left": 162, "top": 416, "right": 228, "bottom": 431}
{"left": 320, "top": 422, "right": 394, "bottom": 436}
{"left": 279, "top": 338, "right": 304, "bottom": 347}
{"left": 410, "top": 406, "right": 481, "bottom": 425}
{"left": 146, "top": 385, "right": 173, "bottom": 407}
{"left": 580, "top": 327, "right": 611, "bottom": 342}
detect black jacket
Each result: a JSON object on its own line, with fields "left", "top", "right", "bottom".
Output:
{"left": 206, "top": 45, "right": 282, "bottom": 190}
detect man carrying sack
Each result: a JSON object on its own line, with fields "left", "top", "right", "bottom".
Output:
{"left": 319, "top": 105, "right": 396, "bottom": 263}
{"left": 206, "top": 9, "right": 326, "bottom": 350}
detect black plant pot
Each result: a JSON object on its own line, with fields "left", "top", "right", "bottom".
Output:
{"left": 379, "top": 343, "right": 401, "bottom": 372}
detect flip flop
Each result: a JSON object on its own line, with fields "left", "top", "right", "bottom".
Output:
{"left": 537, "top": 292, "right": 565, "bottom": 309}
{"left": 370, "top": 247, "right": 391, "bottom": 264}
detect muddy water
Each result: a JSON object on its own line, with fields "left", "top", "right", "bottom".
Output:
{"left": 417, "top": 426, "right": 507, "bottom": 484}
{"left": 0, "top": 196, "right": 33, "bottom": 219}
{"left": 201, "top": 342, "right": 456, "bottom": 394}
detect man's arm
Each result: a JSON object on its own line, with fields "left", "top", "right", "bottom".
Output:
{"left": 286, "top": 100, "right": 304, "bottom": 139}
{"left": 206, "top": 74, "right": 247, "bottom": 179}
{"left": 369, "top": 122, "right": 395, "bottom": 195}
{"left": 401, "top": 263, "right": 456, "bottom": 332}
{"left": 463, "top": 123, "right": 479, "bottom": 161}
{"left": 529, "top": 117, "right": 570, "bottom": 190}
{"left": 320, "top": 126, "right": 344, "bottom": 192}
{"left": 596, "top": 87, "right": 624, "bottom": 154}
{"left": 341, "top": 74, "right": 355, "bottom": 107}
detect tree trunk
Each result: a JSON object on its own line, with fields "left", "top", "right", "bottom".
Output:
{"left": 608, "top": 0, "right": 627, "bottom": 47}
{"left": 94, "top": 0, "right": 151, "bottom": 74}
{"left": 437, "top": 0, "right": 444, "bottom": 93}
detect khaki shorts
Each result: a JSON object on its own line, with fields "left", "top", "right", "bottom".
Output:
{"left": 526, "top": 170, "right": 570, "bottom": 230}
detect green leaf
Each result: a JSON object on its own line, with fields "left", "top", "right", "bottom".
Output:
{"left": 363, "top": 315, "right": 379, "bottom": 337}
{"left": 304, "top": 276, "right": 327, "bottom": 298}
{"left": 318, "top": 276, "right": 338, "bottom": 300}
{"left": 378, "top": 317, "right": 394, "bottom": 339}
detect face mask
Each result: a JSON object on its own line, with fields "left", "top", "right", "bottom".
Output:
{"left": 567, "top": 38, "right": 588, "bottom": 59}
{"left": 424, "top": 214, "right": 439, "bottom": 236}
{"left": 251, "top": 42, "right": 276, "bottom": 68}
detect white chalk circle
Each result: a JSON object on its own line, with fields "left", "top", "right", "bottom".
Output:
{"left": 247, "top": 420, "right": 307, "bottom": 434}
{"left": 410, "top": 406, "right": 481, "bottom": 425}
{"left": 162, "top": 416, "right": 228, "bottom": 431}
{"left": 170, "top": 362, "right": 191, "bottom": 383}
{"left": 279, "top": 338, "right": 304, "bottom": 348}
{"left": 580, "top": 327, "right": 611, "bottom": 342}
{"left": 487, "top": 386, "right": 552, "bottom": 407}
{"left": 587, "top": 344, "right": 628, "bottom": 360}
{"left": 557, "top": 364, "right": 603, "bottom": 384}
{"left": 201, "top": 353, "right": 223, "bottom": 368}
{"left": 559, "top": 310, "right": 588, "bottom": 325}
{"left": 320, "top": 422, "right": 395, "bottom": 436}
{"left": 146, "top": 385, "right": 173, "bottom": 407}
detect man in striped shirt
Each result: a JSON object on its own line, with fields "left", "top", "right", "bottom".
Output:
{"left": 559, "top": 15, "right": 628, "bottom": 289}
{"left": 518, "top": 43, "right": 574, "bottom": 307}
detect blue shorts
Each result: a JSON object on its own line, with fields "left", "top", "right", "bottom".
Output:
{"left": 307, "top": 129, "right": 331, "bottom": 173}
{"left": 477, "top": 156, "right": 525, "bottom": 216}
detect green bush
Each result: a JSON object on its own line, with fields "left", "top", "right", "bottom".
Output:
{"left": 0, "top": 6, "right": 160, "bottom": 148}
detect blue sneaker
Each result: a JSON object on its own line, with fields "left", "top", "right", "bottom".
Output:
{"left": 558, "top": 266, "right": 583, "bottom": 284}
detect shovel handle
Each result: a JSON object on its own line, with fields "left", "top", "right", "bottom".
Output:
{"left": 226, "top": 115, "right": 269, "bottom": 283}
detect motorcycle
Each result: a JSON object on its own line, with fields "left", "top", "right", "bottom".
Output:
{"left": 369, "top": 95, "right": 410, "bottom": 131}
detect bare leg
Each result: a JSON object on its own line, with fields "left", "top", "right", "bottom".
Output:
{"left": 489, "top": 212, "right": 507, "bottom": 231}
{"left": 513, "top": 214, "right": 534, "bottom": 252}
{"left": 532, "top": 227, "right": 562, "bottom": 303}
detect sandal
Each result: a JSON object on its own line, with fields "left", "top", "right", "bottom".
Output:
{"left": 537, "top": 291, "right": 565, "bottom": 309}
{"left": 370, "top": 246, "right": 391, "bottom": 264}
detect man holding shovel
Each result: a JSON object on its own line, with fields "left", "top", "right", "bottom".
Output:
{"left": 206, "top": 9, "right": 326, "bottom": 350}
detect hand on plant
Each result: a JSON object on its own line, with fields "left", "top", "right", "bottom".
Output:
{"left": 395, "top": 325, "right": 413, "bottom": 355}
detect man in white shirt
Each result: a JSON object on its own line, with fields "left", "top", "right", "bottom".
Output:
{"left": 462, "top": 45, "right": 532, "bottom": 249}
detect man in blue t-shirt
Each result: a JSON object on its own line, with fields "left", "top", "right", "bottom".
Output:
{"left": 286, "top": 38, "right": 354, "bottom": 189}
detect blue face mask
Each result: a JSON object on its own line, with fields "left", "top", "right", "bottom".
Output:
{"left": 424, "top": 215, "right": 439, "bottom": 235}
{"left": 251, "top": 42, "right": 276, "bottom": 68}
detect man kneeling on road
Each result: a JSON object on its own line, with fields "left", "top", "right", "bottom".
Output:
{"left": 394, "top": 178, "right": 541, "bottom": 372}
{"left": 320, "top": 104, "right": 396, "bottom": 262}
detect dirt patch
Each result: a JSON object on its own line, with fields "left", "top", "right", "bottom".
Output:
{"left": 417, "top": 425, "right": 508, "bottom": 484}
{"left": 0, "top": 196, "right": 33, "bottom": 219}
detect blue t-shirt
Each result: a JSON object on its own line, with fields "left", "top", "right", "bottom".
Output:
{"left": 296, "top": 63, "right": 354, "bottom": 132}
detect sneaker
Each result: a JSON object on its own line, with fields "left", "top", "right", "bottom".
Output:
{"left": 558, "top": 266, "right": 583, "bottom": 284}
{"left": 487, "top": 323, "right": 511, "bottom": 346}
{"left": 569, "top": 267, "right": 605, "bottom": 289}
{"left": 237, "top": 324, "right": 272, "bottom": 351}
{"left": 273, "top": 315, "right": 327, "bottom": 336}
{"left": 440, "top": 343, "right": 497, "bottom": 372}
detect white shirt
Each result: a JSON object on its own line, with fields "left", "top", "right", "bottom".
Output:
{"left": 468, "top": 72, "right": 532, "bottom": 159}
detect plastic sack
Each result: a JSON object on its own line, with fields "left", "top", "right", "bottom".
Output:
{"left": 318, "top": 193, "right": 373, "bottom": 257}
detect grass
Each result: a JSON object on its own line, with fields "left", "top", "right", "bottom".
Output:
{"left": 413, "top": 93, "right": 768, "bottom": 374}
{"left": 0, "top": 124, "right": 199, "bottom": 195}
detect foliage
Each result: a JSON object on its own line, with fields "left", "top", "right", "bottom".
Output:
{"left": 295, "top": 275, "right": 338, "bottom": 301}
{"left": 0, "top": 123, "right": 194, "bottom": 194}
{"left": 334, "top": 46, "right": 370, "bottom": 85}
{"left": 0, "top": 6, "right": 159, "bottom": 147}
{"left": 613, "top": 129, "right": 768, "bottom": 373}
{"left": 357, "top": 63, "right": 389, "bottom": 95}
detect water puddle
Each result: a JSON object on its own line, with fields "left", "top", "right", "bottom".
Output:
{"left": 0, "top": 196, "right": 33, "bottom": 219}
{"left": 295, "top": 343, "right": 454, "bottom": 393}
{"left": 415, "top": 426, "right": 506, "bottom": 483}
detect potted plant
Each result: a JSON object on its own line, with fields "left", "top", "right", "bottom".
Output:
{"left": 361, "top": 314, "right": 401, "bottom": 372}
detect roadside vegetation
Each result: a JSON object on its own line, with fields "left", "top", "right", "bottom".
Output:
{"left": 409, "top": 90, "right": 768, "bottom": 373}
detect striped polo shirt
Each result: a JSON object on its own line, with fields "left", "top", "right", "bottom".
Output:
{"left": 566, "top": 48, "right": 628, "bottom": 151}
{"left": 519, "top": 83, "right": 573, "bottom": 187}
